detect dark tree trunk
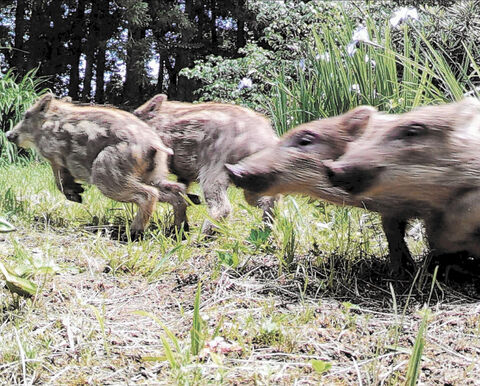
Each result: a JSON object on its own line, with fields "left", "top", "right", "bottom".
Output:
{"left": 95, "top": 42, "right": 106, "bottom": 103}
{"left": 95, "top": 0, "right": 109, "bottom": 104}
{"left": 82, "top": 45, "right": 95, "bottom": 102}
{"left": 124, "top": 26, "right": 146, "bottom": 106}
{"left": 27, "top": 1, "right": 49, "bottom": 74}
{"left": 46, "top": 0, "right": 65, "bottom": 89}
{"left": 13, "top": 0, "right": 27, "bottom": 73}
{"left": 211, "top": 0, "right": 218, "bottom": 52}
{"left": 236, "top": 0, "right": 246, "bottom": 50}
{"left": 82, "top": 1, "right": 99, "bottom": 102}
{"left": 68, "top": 0, "right": 86, "bottom": 100}
{"left": 155, "top": 53, "right": 164, "bottom": 94}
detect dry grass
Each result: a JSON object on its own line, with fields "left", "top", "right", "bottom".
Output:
{"left": 1, "top": 163, "right": 480, "bottom": 384}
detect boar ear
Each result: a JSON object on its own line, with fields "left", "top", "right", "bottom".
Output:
{"left": 36, "top": 93, "right": 54, "bottom": 113}
{"left": 146, "top": 94, "right": 168, "bottom": 112}
{"left": 60, "top": 96, "right": 72, "bottom": 103}
{"left": 344, "top": 105, "right": 377, "bottom": 137}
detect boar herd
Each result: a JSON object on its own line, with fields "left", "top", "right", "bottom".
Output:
{"left": 6, "top": 93, "right": 480, "bottom": 276}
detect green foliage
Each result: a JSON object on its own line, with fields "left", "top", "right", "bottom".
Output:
{"left": 0, "top": 69, "right": 46, "bottom": 163}
{"left": 310, "top": 359, "right": 332, "bottom": 376}
{"left": 405, "top": 308, "right": 430, "bottom": 385}
{"left": 0, "top": 217, "right": 15, "bottom": 233}
{"left": 267, "top": 12, "right": 480, "bottom": 134}
{"left": 190, "top": 282, "right": 204, "bottom": 356}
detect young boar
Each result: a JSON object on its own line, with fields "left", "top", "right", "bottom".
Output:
{"left": 134, "top": 94, "right": 278, "bottom": 234}
{"left": 325, "top": 98, "right": 480, "bottom": 259}
{"left": 225, "top": 106, "right": 424, "bottom": 274}
{"left": 6, "top": 94, "right": 188, "bottom": 237}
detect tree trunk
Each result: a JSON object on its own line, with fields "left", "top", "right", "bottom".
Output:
{"left": 236, "top": 0, "right": 246, "bottom": 50}
{"left": 82, "top": 1, "right": 99, "bottom": 102}
{"left": 211, "top": 0, "right": 218, "bottom": 53}
{"left": 68, "top": 0, "right": 86, "bottom": 100}
{"left": 155, "top": 53, "right": 164, "bottom": 94}
{"left": 124, "top": 27, "right": 146, "bottom": 106}
{"left": 95, "top": 42, "right": 106, "bottom": 103}
{"left": 94, "top": 0, "right": 109, "bottom": 104}
{"left": 13, "top": 0, "right": 27, "bottom": 74}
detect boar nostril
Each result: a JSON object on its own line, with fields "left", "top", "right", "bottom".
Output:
{"left": 5, "top": 131, "right": 16, "bottom": 142}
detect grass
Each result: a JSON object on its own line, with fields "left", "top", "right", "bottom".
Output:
{"left": 265, "top": 13, "right": 480, "bottom": 135}
{"left": 2, "top": 9, "right": 480, "bottom": 382}
{"left": 1, "top": 161, "right": 479, "bottom": 384}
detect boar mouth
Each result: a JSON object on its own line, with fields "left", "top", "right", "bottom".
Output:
{"left": 325, "top": 163, "right": 383, "bottom": 195}
{"left": 225, "top": 163, "right": 276, "bottom": 194}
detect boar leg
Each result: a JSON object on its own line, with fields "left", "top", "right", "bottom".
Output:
{"left": 50, "top": 162, "right": 84, "bottom": 203}
{"left": 243, "top": 190, "right": 277, "bottom": 224}
{"left": 91, "top": 146, "right": 168, "bottom": 238}
{"left": 427, "top": 190, "right": 480, "bottom": 258}
{"left": 200, "top": 173, "right": 231, "bottom": 235}
{"left": 152, "top": 180, "right": 190, "bottom": 233}
{"left": 381, "top": 215, "right": 416, "bottom": 274}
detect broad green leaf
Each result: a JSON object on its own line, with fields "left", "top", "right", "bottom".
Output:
{"left": 310, "top": 359, "right": 332, "bottom": 375}
{"left": 0, "top": 218, "right": 15, "bottom": 233}
{"left": 0, "top": 261, "right": 37, "bottom": 297}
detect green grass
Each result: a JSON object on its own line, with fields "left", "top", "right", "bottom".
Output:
{"left": 1, "top": 160, "right": 478, "bottom": 384}
{"left": 266, "top": 13, "right": 480, "bottom": 135}
{"left": 1, "top": 9, "right": 479, "bottom": 383}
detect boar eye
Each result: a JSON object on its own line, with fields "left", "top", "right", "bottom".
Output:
{"left": 297, "top": 133, "right": 315, "bottom": 147}
{"left": 399, "top": 123, "right": 427, "bottom": 139}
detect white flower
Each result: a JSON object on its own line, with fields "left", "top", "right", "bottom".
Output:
{"left": 238, "top": 77, "right": 253, "bottom": 90}
{"left": 352, "top": 26, "right": 370, "bottom": 43}
{"left": 350, "top": 84, "right": 361, "bottom": 94}
{"left": 347, "top": 26, "right": 372, "bottom": 56}
{"left": 347, "top": 42, "right": 357, "bottom": 57}
{"left": 316, "top": 52, "right": 330, "bottom": 62}
{"left": 299, "top": 58, "right": 306, "bottom": 70}
{"left": 390, "top": 7, "right": 419, "bottom": 28}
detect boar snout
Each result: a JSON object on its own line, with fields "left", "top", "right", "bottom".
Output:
{"left": 225, "top": 163, "right": 275, "bottom": 194}
{"left": 324, "top": 160, "right": 384, "bottom": 195}
{"left": 5, "top": 130, "right": 18, "bottom": 144}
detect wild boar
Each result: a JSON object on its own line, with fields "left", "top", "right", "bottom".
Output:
{"left": 225, "top": 106, "right": 424, "bottom": 274}
{"left": 6, "top": 93, "right": 189, "bottom": 238}
{"left": 324, "top": 98, "right": 480, "bottom": 259}
{"left": 134, "top": 94, "right": 278, "bottom": 234}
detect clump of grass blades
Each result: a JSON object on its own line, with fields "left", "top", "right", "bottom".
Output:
{"left": 0, "top": 69, "right": 48, "bottom": 164}
{"left": 267, "top": 12, "right": 480, "bottom": 135}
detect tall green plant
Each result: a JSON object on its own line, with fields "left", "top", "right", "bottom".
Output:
{"left": 267, "top": 13, "right": 474, "bottom": 135}
{"left": 0, "top": 69, "right": 47, "bottom": 163}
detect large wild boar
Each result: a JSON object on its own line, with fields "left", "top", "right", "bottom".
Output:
{"left": 6, "top": 94, "right": 189, "bottom": 238}
{"left": 134, "top": 94, "right": 278, "bottom": 234}
{"left": 225, "top": 106, "right": 425, "bottom": 274}
{"left": 325, "top": 98, "right": 480, "bottom": 259}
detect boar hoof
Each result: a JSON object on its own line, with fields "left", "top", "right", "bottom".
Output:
{"left": 64, "top": 184, "right": 84, "bottom": 203}
{"left": 166, "top": 223, "right": 189, "bottom": 240}
{"left": 389, "top": 257, "right": 416, "bottom": 278}
{"left": 186, "top": 193, "right": 202, "bottom": 205}
{"left": 427, "top": 251, "right": 475, "bottom": 283}
{"left": 64, "top": 191, "right": 83, "bottom": 203}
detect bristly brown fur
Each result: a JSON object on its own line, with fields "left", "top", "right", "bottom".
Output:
{"left": 134, "top": 94, "right": 279, "bottom": 234}
{"left": 329, "top": 98, "right": 480, "bottom": 260}
{"left": 225, "top": 106, "right": 432, "bottom": 274}
{"left": 6, "top": 93, "right": 188, "bottom": 237}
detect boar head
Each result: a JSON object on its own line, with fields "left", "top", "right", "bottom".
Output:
{"left": 225, "top": 106, "right": 376, "bottom": 200}
{"left": 6, "top": 93, "right": 54, "bottom": 149}
{"left": 325, "top": 98, "right": 480, "bottom": 201}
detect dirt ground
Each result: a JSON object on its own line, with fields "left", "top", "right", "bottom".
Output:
{"left": 2, "top": 224, "right": 480, "bottom": 385}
